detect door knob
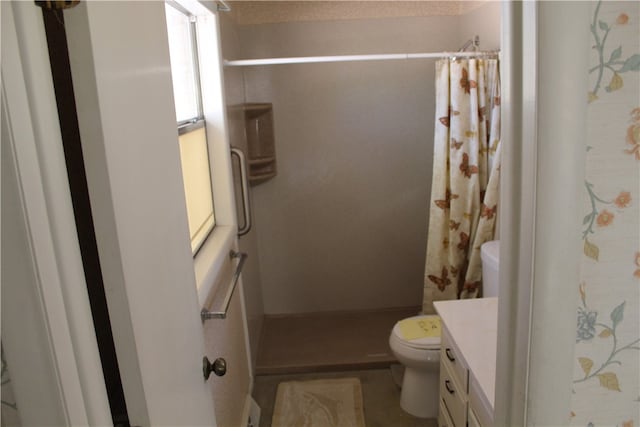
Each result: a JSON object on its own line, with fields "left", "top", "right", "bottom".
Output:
{"left": 203, "top": 356, "right": 227, "bottom": 380}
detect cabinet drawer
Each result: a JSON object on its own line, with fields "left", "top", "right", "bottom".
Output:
{"left": 440, "top": 358, "right": 467, "bottom": 427}
{"left": 469, "top": 377, "right": 493, "bottom": 427}
{"left": 441, "top": 327, "right": 469, "bottom": 391}
{"left": 468, "top": 406, "right": 482, "bottom": 427}
{"left": 438, "top": 399, "right": 455, "bottom": 427}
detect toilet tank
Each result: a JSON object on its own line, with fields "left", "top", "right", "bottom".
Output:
{"left": 481, "top": 240, "right": 500, "bottom": 297}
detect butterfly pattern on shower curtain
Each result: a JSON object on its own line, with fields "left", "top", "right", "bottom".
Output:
{"left": 422, "top": 58, "right": 501, "bottom": 314}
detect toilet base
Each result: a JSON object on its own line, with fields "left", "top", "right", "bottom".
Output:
{"left": 390, "top": 364, "right": 404, "bottom": 388}
{"left": 399, "top": 366, "right": 439, "bottom": 418}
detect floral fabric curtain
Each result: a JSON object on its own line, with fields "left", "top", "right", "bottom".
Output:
{"left": 422, "top": 58, "right": 501, "bottom": 314}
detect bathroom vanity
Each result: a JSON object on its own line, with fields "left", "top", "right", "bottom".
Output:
{"left": 434, "top": 298, "right": 498, "bottom": 427}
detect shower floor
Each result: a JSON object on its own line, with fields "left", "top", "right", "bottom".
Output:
{"left": 255, "top": 306, "right": 420, "bottom": 375}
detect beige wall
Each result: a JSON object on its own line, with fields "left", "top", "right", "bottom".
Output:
{"left": 459, "top": 1, "right": 501, "bottom": 51}
{"left": 231, "top": 1, "right": 494, "bottom": 26}
{"left": 230, "top": 4, "right": 501, "bottom": 315}
{"left": 240, "top": 16, "right": 452, "bottom": 314}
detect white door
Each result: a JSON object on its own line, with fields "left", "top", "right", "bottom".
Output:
{"left": 59, "top": 1, "right": 250, "bottom": 425}
{"left": 2, "top": 0, "right": 250, "bottom": 425}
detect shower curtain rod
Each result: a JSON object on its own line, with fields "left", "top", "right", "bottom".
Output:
{"left": 224, "top": 50, "right": 499, "bottom": 67}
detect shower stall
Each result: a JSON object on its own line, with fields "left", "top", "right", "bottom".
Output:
{"left": 220, "top": 1, "right": 502, "bottom": 374}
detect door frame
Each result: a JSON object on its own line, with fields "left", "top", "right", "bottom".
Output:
{"left": 497, "top": 1, "right": 590, "bottom": 425}
{"left": 1, "top": 2, "right": 111, "bottom": 424}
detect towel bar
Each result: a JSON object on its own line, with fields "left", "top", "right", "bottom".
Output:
{"left": 201, "top": 251, "right": 248, "bottom": 321}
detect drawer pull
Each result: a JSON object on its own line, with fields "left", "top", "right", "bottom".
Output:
{"left": 445, "top": 348, "right": 455, "bottom": 362}
{"left": 445, "top": 380, "right": 455, "bottom": 394}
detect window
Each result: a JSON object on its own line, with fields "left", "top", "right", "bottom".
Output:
{"left": 165, "top": 2, "right": 215, "bottom": 254}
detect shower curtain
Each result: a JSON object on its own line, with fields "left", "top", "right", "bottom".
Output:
{"left": 422, "top": 58, "right": 501, "bottom": 314}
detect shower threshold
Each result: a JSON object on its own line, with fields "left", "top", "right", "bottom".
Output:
{"left": 255, "top": 306, "right": 420, "bottom": 375}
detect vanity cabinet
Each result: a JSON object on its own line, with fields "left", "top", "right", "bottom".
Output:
{"left": 434, "top": 298, "right": 498, "bottom": 427}
{"left": 439, "top": 328, "right": 469, "bottom": 427}
{"left": 467, "top": 406, "right": 482, "bottom": 427}
{"left": 438, "top": 399, "right": 455, "bottom": 427}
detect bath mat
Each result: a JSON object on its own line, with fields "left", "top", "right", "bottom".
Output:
{"left": 271, "top": 378, "right": 366, "bottom": 427}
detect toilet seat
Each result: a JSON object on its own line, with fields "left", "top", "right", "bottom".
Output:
{"left": 391, "top": 315, "right": 441, "bottom": 350}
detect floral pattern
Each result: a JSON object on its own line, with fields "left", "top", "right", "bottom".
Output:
{"left": 577, "top": 309, "right": 597, "bottom": 343}
{"left": 575, "top": 284, "right": 639, "bottom": 390}
{"left": 587, "top": 1, "right": 640, "bottom": 103}
{"left": 625, "top": 108, "right": 640, "bottom": 160}
{"left": 422, "top": 59, "right": 501, "bottom": 313}
{"left": 572, "top": 1, "right": 640, "bottom": 426}
{"left": 582, "top": 182, "right": 632, "bottom": 261}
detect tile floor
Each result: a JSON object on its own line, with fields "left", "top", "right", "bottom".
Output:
{"left": 252, "top": 368, "right": 437, "bottom": 427}
{"left": 256, "top": 307, "right": 420, "bottom": 375}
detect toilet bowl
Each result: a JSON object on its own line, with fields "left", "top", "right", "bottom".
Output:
{"left": 388, "top": 315, "right": 441, "bottom": 418}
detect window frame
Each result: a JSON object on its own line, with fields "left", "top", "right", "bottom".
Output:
{"left": 166, "top": 1, "right": 217, "bottom": 256}
{"left": 164, "top": 0, "right": 238, "bottom": 306}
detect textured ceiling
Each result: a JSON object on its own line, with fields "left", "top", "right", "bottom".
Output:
{"left": 228, "top": 1, "right": 489, "bottom": 25}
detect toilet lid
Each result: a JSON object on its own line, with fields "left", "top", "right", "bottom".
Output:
{"left": 392, "top": 315, "right": 441, "bottom": 350}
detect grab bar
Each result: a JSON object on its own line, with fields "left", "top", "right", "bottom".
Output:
{"left": 201, "top": 251, "right": 248, "bottom": 321}
{"left": 231, "top": 147, "right": 252, "bottom": 237}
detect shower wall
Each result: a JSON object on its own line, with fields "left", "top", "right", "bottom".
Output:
{"left": 458, "top": 1, "right": 501, "bottom": 50}
{"left": 218, "top": 13, "right": 265, "bottom": 369}
{"left": 237, "top": 4, "right": 501, "bottom": 314}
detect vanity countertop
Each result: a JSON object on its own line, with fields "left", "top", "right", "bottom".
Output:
{"left": 434, "top": 297, "right": 498, "bottom": 413}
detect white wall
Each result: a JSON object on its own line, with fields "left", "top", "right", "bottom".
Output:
{"left": 2, "top": 99, "right": 67, "bottom": 427}
{"left": 239, "top": 16, "right": 462, "bottom": 314}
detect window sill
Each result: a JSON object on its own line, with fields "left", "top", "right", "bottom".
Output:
{"left": 193, "top": 224, "right": 235, "bottom": 307}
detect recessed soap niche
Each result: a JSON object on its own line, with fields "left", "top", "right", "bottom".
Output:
{"left": 244, "top": 103, "right": 276, "bottom": 185}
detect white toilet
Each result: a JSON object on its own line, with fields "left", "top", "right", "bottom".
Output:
{"left": 389, "top": 315, "right": 441, "bottom": 418}
{"left": 389, "top": 240, "right": 500, "bottom": 418}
